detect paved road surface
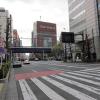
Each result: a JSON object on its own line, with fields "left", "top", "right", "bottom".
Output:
{"left": 11, "top": 61, "right": 100, "bottom": 100}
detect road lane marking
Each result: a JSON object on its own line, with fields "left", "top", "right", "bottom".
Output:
{"left": 19, "top": 80, "right": 38, "bottom": 100}
{"left": 42, "top": 76, "right": 96, "bottom": 100}
{"left": 48, "top": 64, "right": 86, "bottom": 68}
{"left": 46, "top": 67, "right": 67, "bottom": 71}
{"left": 31, "top": 78, "right": 66, "bottom": 100}
{"left": 51, "top": 75, "right": 100, "bottom": 95}
{"left": 60, "top": 73, "right": 100, "bottom": 86}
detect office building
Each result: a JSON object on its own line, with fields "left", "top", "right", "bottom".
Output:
{"left": 13, "top": 29, "right": 21, "bottom": 60}
{"left": 68, "top": 0, "right": 100, "bottom": 61}
{"left": 32, "top": 21, "right": 57, "bottom": 48}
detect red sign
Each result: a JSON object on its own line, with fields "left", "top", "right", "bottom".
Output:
{"left": 37, "top": 21, "right": 56, "bottom": 33}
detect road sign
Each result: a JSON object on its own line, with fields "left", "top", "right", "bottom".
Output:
{"left": 61, "top": 32, "right": 74, "bottom": 43}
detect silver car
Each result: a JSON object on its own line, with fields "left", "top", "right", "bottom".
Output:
{"left": 13, "top": 61, "right": 22, "bottom": 68}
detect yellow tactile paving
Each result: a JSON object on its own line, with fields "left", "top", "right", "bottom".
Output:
{"left": 0, "top": 83, "right": 4, "bottom": 92}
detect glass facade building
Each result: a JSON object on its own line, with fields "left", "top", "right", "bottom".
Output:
{"left": 68, "top": 0, "right": 100, "bottom": 61}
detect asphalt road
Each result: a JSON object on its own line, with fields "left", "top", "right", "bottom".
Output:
{"left": 14, "top": 61, "right": 100, "bottom": 100}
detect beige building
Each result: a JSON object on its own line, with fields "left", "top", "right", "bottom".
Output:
{"left": 68, "top": 0, "right": 100, "bottom": 61}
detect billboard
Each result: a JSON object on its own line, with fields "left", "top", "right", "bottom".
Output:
{"left": 61, "top": 32, "right": 74, "bottom": 43}
{"left": 37, "top": 21, "right": 56, "bottom": 33}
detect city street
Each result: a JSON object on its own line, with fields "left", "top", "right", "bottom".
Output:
{"left": 6, "top": 61, "right": 100, "bottom": 100}
{"left": 0, "top": 1, "right": 100, "bottom": 100}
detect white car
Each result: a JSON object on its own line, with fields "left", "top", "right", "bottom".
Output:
{"left": 75, "top": 57, "right": 82, "bottom": 62}
{"left": 35, "top": 58, "right": 39, "bottom": 61}
{"left": 13, "top": 61, "right": 22, "bottom": 68}
{"left": 23, "top": 60, "right": 30, "bottom": 64}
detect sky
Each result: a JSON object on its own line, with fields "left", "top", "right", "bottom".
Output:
{"left": 0, "top": 0, "right": 69, "bottom": 46}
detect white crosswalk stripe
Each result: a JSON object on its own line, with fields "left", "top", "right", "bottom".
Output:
{"left": 31, "top": 78, "right": 66, "bottom": 100}
{"left": 84, "top": 69, "right": 100, "bottom": 73}
{"left": 42, "top": 76, "right": 97, "bottom": 100}
{"left": 75, "top": 71, "right": 100, "bottom": 77}
{"left": 51, "top": 75, "right": 100, "bottom": 95}
{"left": 60, "top": 73, "right": 100, "bottom": 86}
{"left": 81, "top": 67, "right": 100, "bottom": 72}
{"left": 19, "top": 80, "right": 38, "bottom": 100}
{"left": 66, "top": 71, "right": 100, "bottom": 81}
{"left": 17, "top": 69, "right": 100, "bottom": 100}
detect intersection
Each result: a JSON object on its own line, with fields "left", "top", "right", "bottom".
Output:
{"left": 5, "top": 61, "right": 100, "bottom": 100}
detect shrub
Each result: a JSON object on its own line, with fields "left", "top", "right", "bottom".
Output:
{"left": 0, "top": 61, "right": 11, "bottom": 79}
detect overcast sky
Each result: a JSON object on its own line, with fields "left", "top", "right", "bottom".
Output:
{"left": 0, "top": 0, "right": 69, "bottom": 46}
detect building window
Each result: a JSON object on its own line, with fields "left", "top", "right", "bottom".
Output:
{"left": 73, "top": 10, "right": 85, "bottom": 19}
{"left": 43, "top": 37, "right": 52, "bottom": 47}
{"left": 69, "top": 0, "right": 76, "bottom": 7}
{"left": 70, "top": 19, "right": 86, "bottom": 29}
{"left": 69, "top": 0, "right": 85, "bottom": 14}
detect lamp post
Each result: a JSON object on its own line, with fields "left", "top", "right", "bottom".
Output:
{"left": 6, "top": 15, "right": 12, "bottom": 61}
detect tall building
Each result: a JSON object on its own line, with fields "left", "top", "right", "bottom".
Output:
{"left": 0, "top": 7, "right": 12, "bottom": 48}
{"left": 13, "top": 29, "right": 20, "bottom": 47}
{"left": 68, "top": 0, "right": 100, "bottom": 61}
{"left": 13, "top": 29, "right": 21, "bottom": 60}
{"left": 32, "top": 21, "right": 57, "bottom": 48}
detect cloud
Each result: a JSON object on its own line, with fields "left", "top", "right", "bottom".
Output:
{"left": 0, "top": 0, "right": 69, "bottom": 46}
{"left": 3, "top": 0, "right": 34, "bottom": 3}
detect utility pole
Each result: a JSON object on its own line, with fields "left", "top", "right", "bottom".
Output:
{"left": 6, "top": 15, "right": 12, "bottom": 61}
{"left": 85, "top": 34, "right": 91, "bottom": 62}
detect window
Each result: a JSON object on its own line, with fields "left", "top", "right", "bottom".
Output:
{"left": 69, "top": 1, "right": 85, "bottom": 14}
{"left": 69, "top": 0, "right": 76, "bottom": 7}
{"left": 43, "top": 37, "right": 52, "bottom": 47}
{"left": 73, "top": 10, "right": 85, "bottom": 19}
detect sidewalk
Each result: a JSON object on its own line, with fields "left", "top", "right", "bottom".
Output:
{"left": 0, "top": 70, "right": 9, "bottom": 100}
{"left": 0, "top": 68, "right": 19, "bottom": 100}
{"left": 5, "top": 68, "right": 19, "bottom": 100}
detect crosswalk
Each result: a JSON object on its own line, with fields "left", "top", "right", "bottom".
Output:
{"left": 16, "top": 68, "right": 100, "bottom": 100}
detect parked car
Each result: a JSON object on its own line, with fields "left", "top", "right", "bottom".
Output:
{"left": 13, "top": 61, "right": 22, "bottom": 68}
{"left": 23, "top": 60, "right": 30, "bottom": 64}
{"left": 34, "top": 58, "right": 39, "bottom": 61}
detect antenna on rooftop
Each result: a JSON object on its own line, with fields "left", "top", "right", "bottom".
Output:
{"left": 40, "top": 16, "right": 41, "bottom": 21}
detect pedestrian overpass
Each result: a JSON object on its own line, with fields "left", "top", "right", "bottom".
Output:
{"left": 9, "top": 47, "right": 52, "bottom": 53}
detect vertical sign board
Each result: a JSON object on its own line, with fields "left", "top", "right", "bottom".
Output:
{"left": 0, "top": 37, "right": 5, "bottom": 48}
{"left": 61, "top": 32, "right": 74, "bottom": 61}
{"left": 61, "top": 32, "right": 74, "bottom": 43}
